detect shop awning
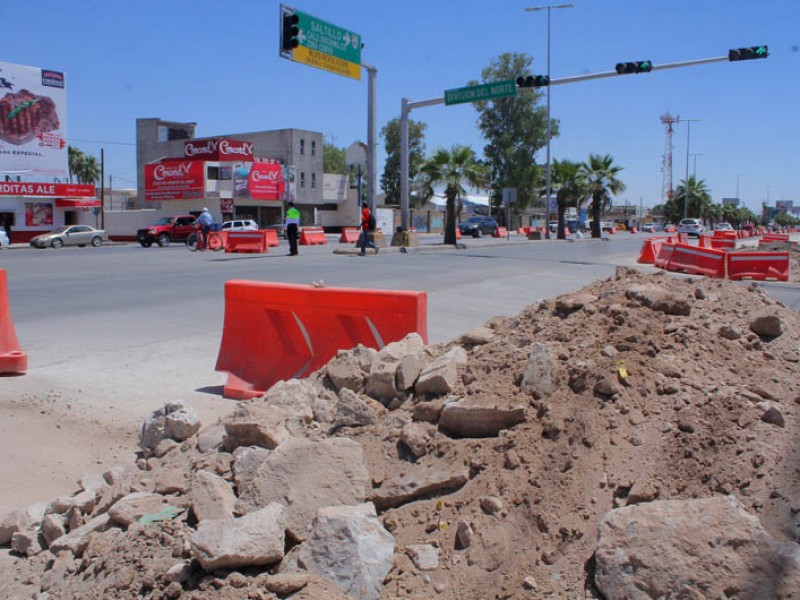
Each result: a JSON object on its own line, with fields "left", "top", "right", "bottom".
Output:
{"left": 55, "top": 198, "right": 101, "bottom": 208}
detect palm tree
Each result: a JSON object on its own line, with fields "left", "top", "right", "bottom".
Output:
{"left": 580, "top": 154, "right": 626, "bottom": 238}
{"left": 68, "top": 146, "right": 82, "bottom": 184}
{"left": 79, "top": 155, "right": 101, "bottom": 185}
{"left": 419, "top": 146, "right": 489, "bottom": 244}
{"left": 674, "top": 176, "right": 712, "bottom": 223}
{"left": 551, "top": 159, "right": 586, "bottom": 240}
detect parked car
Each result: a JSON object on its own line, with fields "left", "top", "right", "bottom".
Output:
{"left": 458, "top": 215, "right": 499, "bottom": 238}
{"left": 0, "top": 230, "right": 8, "bottom": 248}
{"left": 549, "top": 221, "right": 559, "bottom": 233}
{"left": 221, "top": 219, "right": 258, "bottom": 232}
{"left": 642, "top": 223, "right": 656, "bottom": 233}
{"left": 29, "top": 225, "right": 108, "bottom": 249}
{"left": 137, "top": 215, "right": 197, "bottom": 247}
{"left": 601, "top": 221, "right": 614, "bottom": 232}
{"left": 714, "top": 222, "right": 734, "bottom": 231}
{"left": 678, "top": 218, "right": 706, "bottom": 237}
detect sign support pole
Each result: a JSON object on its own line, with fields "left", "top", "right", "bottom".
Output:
{"left": 363, "top": 63, "right": 377, "bottom": 214}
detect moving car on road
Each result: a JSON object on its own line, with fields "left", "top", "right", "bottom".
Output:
{"left": 642, "top": 223, "right": 656, "bottom": 233}
{"left": 714, "top": 222, "right": 734, "bottom": 232}
{"left": 29, "top": 225, "right": 108, "bottom": 249}
{"left": 458, "top": 215, "right": 499, "bottom": 238}
{"left": 678, "top": 218, "right": 706, "bottom": 237}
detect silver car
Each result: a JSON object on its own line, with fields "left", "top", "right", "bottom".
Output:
{"left": 29, "top": 225, "right": 108, "bottom": 249}
{"left": 678, "top": 218, "right": 705, "bottom": 237}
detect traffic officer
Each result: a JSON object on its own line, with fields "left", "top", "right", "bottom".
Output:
{"left": 285, "top": 201, "right": 300, "bottom": 256}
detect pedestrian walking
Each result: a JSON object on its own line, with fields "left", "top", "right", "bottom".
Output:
{"left": 359, "top": 205, "right": 378, "bottom": 256}
{"left": 285, "top": 201, "right": 300, "bottom": 256}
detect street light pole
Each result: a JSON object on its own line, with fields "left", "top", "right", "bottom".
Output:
{"left": 525, "top": 3, "right": 573, "bottom": 238}
{"left": 679, "top": 117, "right": 701, "bottom": 219}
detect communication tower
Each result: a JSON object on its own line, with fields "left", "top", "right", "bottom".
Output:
{"left": 660, "top": 112, "right": 679, "bottom": 203}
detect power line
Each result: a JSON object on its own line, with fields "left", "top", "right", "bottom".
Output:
{"left": 68, "top": 138, "right": 135, "bottom": 146}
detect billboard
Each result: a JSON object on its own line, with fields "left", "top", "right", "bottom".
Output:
{"left": 234, "top": 160, "right": 286, "bottom": 200}
{"left": 0, "top": 61, "right": 68, "bottom": 178}
{"left": 183, "top": 138, "right": 254, "bottom": 162}
{"left": 144, "top": 160, "right": 205, "bottom": 201}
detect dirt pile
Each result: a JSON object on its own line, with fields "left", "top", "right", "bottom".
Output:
{"left": 2, "top": 269, "right": 799, "bottom": 599}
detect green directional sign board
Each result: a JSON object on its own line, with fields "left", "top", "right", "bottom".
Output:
{"left": 444, "top": 80, "right": 517, "bottom": 106}
{"left": 282, "top": 5, "right": 362, "bottom": 80}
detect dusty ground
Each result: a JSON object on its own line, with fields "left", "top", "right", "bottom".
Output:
{"left": 2, "top": 268, "right": 799, "bottom": 599}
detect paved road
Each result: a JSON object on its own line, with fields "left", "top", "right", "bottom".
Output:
{"left": 1, "top": 233, "right": 798, "bottom": 506}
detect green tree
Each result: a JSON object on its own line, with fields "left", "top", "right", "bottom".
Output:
{"left": 419, "top": 146, "right": 489, "bottom": 244}
{"left": 774, "top": 212, "right": 799, "bottom": 227}
{"left": 551, "top": 159, "right": 587, "bottom": 240}
{"left": 580, "top": 154, "right": 626, "bottom": 238}
{"left": 68, "top": 146, "right": 100, "bottom": 185}
{"left": 674, "top": 176, "right": 713, "bottom": 222}
{"left": 323, "top": 143, "right": 348, "bottom": 175}
{"left": 380, "top": 117, "right": 427, "bottom": 206}
{"left": 470, "top": 52, "right": 554, "bottom": 211}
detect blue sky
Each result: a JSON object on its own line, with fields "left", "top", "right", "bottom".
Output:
{"left": 2, "top": 0, "right": 797, "bottom": 214}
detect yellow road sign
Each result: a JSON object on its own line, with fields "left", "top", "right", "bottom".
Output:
{"left": 293, "top": 46, "right": 361, "bottom": 81}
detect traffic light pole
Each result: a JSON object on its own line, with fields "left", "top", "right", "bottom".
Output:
{"left": 399, "top": 52, "right": 758, "bottom": 230}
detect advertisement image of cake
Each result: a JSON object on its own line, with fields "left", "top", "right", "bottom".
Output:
{"left": 0, "top": 89, "right": 60, "bottom": 145}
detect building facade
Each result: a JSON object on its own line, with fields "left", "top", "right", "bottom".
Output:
{"left": 136, "top": 118, "right": 325, "bottom": 227}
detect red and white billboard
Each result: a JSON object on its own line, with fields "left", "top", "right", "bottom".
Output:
{"left": 0, "top": 181, "right": 94, "bottom": 197}
{"left": 183, "top": 138, "right": 254, "bottom": 162}
{"left": 144, "top": 160, "right": 205, "bottom": 201}
{"left": 234, "top": 161, "right": 285, "bottom": 200}
{"left": 0, "top": 61, "right": 68, "bottom": 178}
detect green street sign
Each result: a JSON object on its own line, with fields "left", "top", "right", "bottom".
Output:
{"left": 444, "top": 80, "right": 517, "bottom": 106}
{"left": 283, "top": 6, "right": 362, "bottom": 79}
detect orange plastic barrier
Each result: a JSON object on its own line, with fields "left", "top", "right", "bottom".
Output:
{"left": 654, "top": 243, "right": 675, "bottom": 269}
{"left": 339, "top": 227, "right": 360, "bottom": 243}
{"left": 668, "top": 244, "right": 725, "bottom": 278}
{"left": 300, "top": 227, "right": 327, "bottom": 245}
{"left": 215, "top": 281, "right": 428, "bottom": 399}
{"left": 677, "top": 233, "right": 689, "bottom": 244}
{"left": 629, "top": 227, "right": 638, "bottom": 234}
{"left": 225, "top": 231, "right": 269, "bottom": 253}
{"left": 493, "top": 227, "right": 508, "bottom": 238}
{"left": 264, "top": 229, "right": 280, "bottom": 247}
{"left": 709, "top": 238, "right": 736, "bottom": 251}
{"left": 727, "top": 252, "right": 790, "bottom": 281}
{"left": 761, "top": 233, "right": 790, "bottom": 243}
{"left": 0, "top": 270, "right": 27, "bottom": 375}
{"left": 637, "top": 238, "right": 663, "bottom": 264}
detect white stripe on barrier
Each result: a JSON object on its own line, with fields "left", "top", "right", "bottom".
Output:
{"left": 728, "top": 255, "right": 788, "bottom": 262}
{"left": 672, "top": 247, "right": 724, "bottom": 261}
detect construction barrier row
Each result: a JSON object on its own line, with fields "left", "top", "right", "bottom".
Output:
{"left": 299, "top": 227, "right": 327, "bottom": 245}
{"left": 215, "top": 281, "right": 428, "bottom": 399}
{"left": 641, "top": 239, "right": 790, "bottom": 282}
{"left": 225, "top": 231, "right": 270, "bottom": 254}
{"left": 0, "top": 270, "right": 27, "bottom": 375}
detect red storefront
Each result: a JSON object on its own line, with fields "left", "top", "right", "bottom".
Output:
{"left": 0, "top": 182, "right": 98, "bottom": 243}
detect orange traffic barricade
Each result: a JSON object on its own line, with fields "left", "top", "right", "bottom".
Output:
{"left": 493, "top": 227, "right": 508, "bottom": 238}
{"left": 215, "top": 281, "right": 428, "bottom": 399}
{"left": 225, "top": 231, "right": 268, "bottom": 253}
{"left": 668, "top": 244, "right": 726, "bottom": 278}
{"left": 339, "top": 227, "right": 360, "bottom": 243}
{"left": 299, "top": 227, "right": 327, "bottom": 245}
{"left": 0, "top": 270, "right": 27, "bottom": 375}
{"left": 637, "top": 238, "right": 663, "bottom": 264}
{"left": 263, "top": 229, "right": 280, "bottom": 247}
{"left": 727, "top": 252, "right": 790, "bottom": 281}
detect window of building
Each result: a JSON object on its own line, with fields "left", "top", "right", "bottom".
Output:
{"left": 311, "top": 173, "right": 316, "bottom": 189}
{"left": 300, "top": 172, "right": 305, "bottom": 188}
{"left": 207, "top": 166, "right": 219, "bottom": 180}
{"left": 300, "top": 139, "right": 305, "bottom": 155}
{"left": 311, "top": 140, "right": 316, "bottom": 156}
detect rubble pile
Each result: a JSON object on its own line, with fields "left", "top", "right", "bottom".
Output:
{"left": 2, "top": 269, "right": 800, "bottom": 599}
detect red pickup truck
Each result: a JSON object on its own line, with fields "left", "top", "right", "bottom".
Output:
{"left": 137, "top": 215, "right": 197, "bottom": 248}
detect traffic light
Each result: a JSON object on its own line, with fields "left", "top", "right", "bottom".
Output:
{"left": 516, "top": 75, "right": 550, "bottom": 88}
{"left": 728, "top": 45, "right": 768, "bottom": 61}
{"left": 281, "top": 11, "right": 300, "bottom": 52}
{"left": 615, "top": 60, "right": 653, "bottom": 75}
